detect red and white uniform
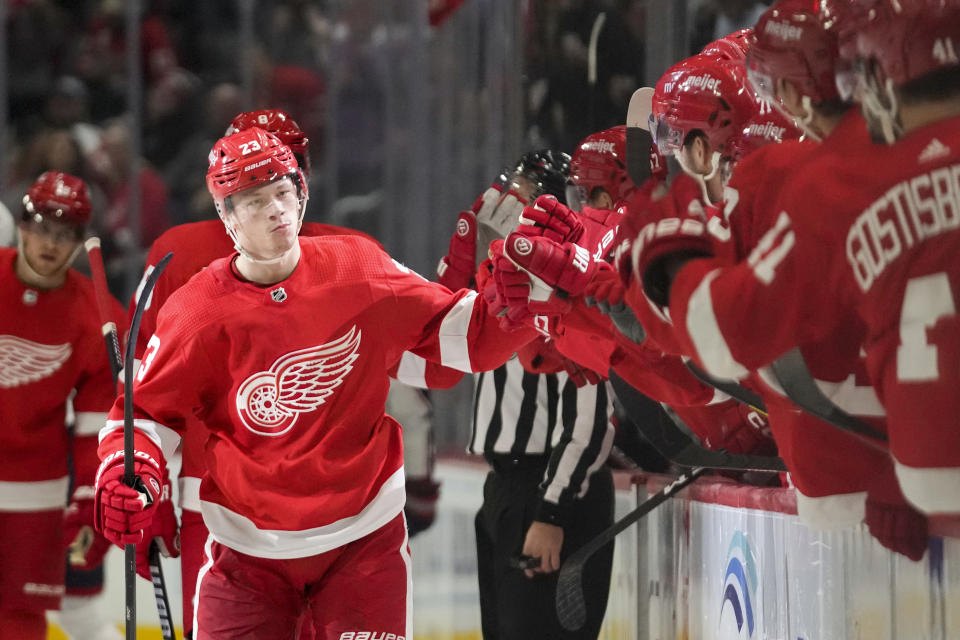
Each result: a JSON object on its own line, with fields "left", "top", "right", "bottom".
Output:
{"left": 133, "top": 220, "right": 464, "bottom": 634}
{"left": 658, "top": 115, "right": 893, "bottom": 523}
{"left": 0, "top": 247, "right": 122, "bottom": 612}
{"left": 103, "top": 235, "right": 533, "bottom": 557}
{"left": 671, "top": 111, "right": 960, "bottom": 513}
{"left": 537, "top": 202, "right": 773, "bottom": 455}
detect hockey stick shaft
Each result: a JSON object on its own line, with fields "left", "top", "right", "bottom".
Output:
{"left": 770, "top": 348, "right": 888, "bottom": 449}
{"left": 124, "top": 251, "right": 173, "bottom": 640}
{"left": 87, "top": 240, "right": 174, "bottom": 640}
{"left": 84, "top": 238, "right": 122, "bottom": 384}
{"left": 610, "top": 371, "right": 785, "bottom": 472}
{"left": 555, "top": 467, "right": 709, "bottom": 630}
{"left": 684, "top": 360, "right": 768, "bottom": 416}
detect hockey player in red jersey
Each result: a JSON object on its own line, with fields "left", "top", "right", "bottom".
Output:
{"left": 737, "top": 0, "right": 960, "bottom": 516}
{"left": 615, "top": 0, "right": 936, "bottom": 558}
{"left": 493, "top": 125, "right": 774, "bottom": 459}
{"left": 95, "top": 127, "right": 535, "bottom": 639}
{"left": 0, "top": 171, "right": 125, "bottom": 640}
{"left": 130, "top": 108, "right": 452, "bottom": 638}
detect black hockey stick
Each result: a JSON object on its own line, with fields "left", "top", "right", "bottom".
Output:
{"left": 684, "top": 360, "right": 769, "bottom": 416}
{"left": 556, "top": 466, "right": 709, "bottom": 630}
{"left": 610, "top": 371, "right": 786, "bottom": 472}
{"left": 87, "top": 239, "right": 174, "bottom": 640}
{"left": 123, "top": 250, "right": 173, "bottom": 640}
{"left": 770, "top": 347, "right": 888, "bottom": 448}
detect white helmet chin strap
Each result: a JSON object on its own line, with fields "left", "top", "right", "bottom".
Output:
{"left": 798, "top": 96, "right": 823, "bottom": 143}
{"left": 223, "top": 194, "right": 309, "bottom": 265}
{"left": 862, "top": 77, "right": 902, "bottom": 145}
{"left": 676, "top": 149, "right": 721, "bottom": 206}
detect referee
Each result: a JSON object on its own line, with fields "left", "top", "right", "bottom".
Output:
{"left": 470, "top": 344, "right": 615, "bottom": 640}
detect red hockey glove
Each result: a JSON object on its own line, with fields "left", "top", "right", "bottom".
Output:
{"left": 135, "top": 469, "right": 180, "bottom": 581}
{"left": 503, "top": 233, "right": 599, "bottom": 301}
{"left": 405, "top": 476, "right": 441, "bottom": 538}
{"left": 516, "top": 195, "right": 585, "bottom": 244}
{"left": 489, "top": 239, "right": 548, "bottom": 329}
{"left": 436, "top": 210, "right": 478, "bottom": 291}
{"left": 94, "top": 450, "right": 165, "bottom": 547}
{"left": 865, "top": 465, "right": 929, "bottom": 562}
{"left": 583, "top": 263, "right": 647, "bottom": 345}
{"left": 561, "top": 357, "right": 606, "bottom": 387}
{"left": 64, "top": 486, "right": 113, "bottom": 569}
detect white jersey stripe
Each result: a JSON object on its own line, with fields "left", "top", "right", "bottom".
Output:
{"left": 201, "top": 467, "right": 406, "bottom": 559}
{"left": 179, "top": 476, "right": 202, "bottom": 512}
{"left": 393, "top": 351, "right": 428, "bottom": 389}
{"left": 686, "top": 269, "right": 750, "bottom": 380}
{"left": 101, "top": 418, "right": 182, "bottom": 462}
{"left": 0, "top": 477, "right": 69, "bottom": 511}
{"left": 74, "top": 411, "right": 108, "bottom": 436}
{"left": 438, "top": 291, "right": 477, "bottom": 372}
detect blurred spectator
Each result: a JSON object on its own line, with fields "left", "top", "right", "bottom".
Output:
{"left": 43, "top": 76, "right": 103, "bottom": 157}
{"left": 89, "top": 118, "right": 171, "bottom": 282}
{"left": 162, "top": 82, "right": 243, "bottom": 225}
{"left": 7, "top": 0, "right": 71, "bottom": 133}
{"left": 526, "top": 0, "right": 642, "bottom": 153}
{"left": 690, "top": 0, "right": 770, "bottom": 54}
{"left": 70, "top": 0, "right": 180, "bottom": 122}
{"left": 144, "top": 67, "right": 202, "bottom": 169}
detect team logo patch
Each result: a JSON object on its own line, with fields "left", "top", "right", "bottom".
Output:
{"left": 271, "top": 287, "right": 288, "bottom": 303}
{"left": 0, "top": 335, "right": 72, "bottom": 388}
{"left": 235, "top": 327, "right": 362, "bottom": 436}
{"left": 22, "top": 289, "right": 38, "bottom": 305}
{"left": 456, "top": 217, "right": 470, "bottom": 237}
{"left": 512, "top": 236, "right": 533, "bottom": 256}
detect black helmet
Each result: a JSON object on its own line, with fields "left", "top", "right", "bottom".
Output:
{"left": 513, "top": 149, "right": 571, "bottom": 205}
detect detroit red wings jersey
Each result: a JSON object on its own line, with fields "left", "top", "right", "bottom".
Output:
{"left": 0, "top": 248, "right": 123, "bottom": 509}
{"left": 131, "top": 220, "right": 379, "bottom": 506}
{"left": 668, "top": 110, "right": 873, "bottom": 380}
{"left": 663, "top": 113, "right": 892, "bottom": 507}
{"left": 783, "top": 117, "right": 960, "bottom": 472}
{"left": 101, "top": 235, "right": 533, "bottom": 558}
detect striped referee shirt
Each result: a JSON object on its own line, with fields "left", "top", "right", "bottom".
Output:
{"left": 469, "top": 356, "right": 615, "bottom": 523}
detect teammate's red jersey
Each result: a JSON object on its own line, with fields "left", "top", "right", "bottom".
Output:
{"left": 661, "top": 113, "right": 891, "bottom": 512}
{"left": 668, "top": 110, "right": 872, "bottom": 381}
{"left": 101, "top": 235, "right": 534, "bottom": 558}
{"left": 0, "top": 247, "right": 124, "bottom": 506}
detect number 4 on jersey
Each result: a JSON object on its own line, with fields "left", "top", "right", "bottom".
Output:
{"left": 898, "top": 272, "right": 955, "bottom": 382}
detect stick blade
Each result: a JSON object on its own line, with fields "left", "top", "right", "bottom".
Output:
{"left": 625, "top": 87, "right": 655, "bottom": 188}
{"left": 555, "top": 559, "right": 588, "bottom": 631}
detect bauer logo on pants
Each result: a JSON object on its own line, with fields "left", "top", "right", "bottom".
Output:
{"left": 235, "top": 327, "right": 361, "bottom": 436}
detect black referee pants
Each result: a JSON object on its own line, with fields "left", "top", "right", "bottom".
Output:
{"left": 474, "top": 461, "right": 615, "bottom": 640}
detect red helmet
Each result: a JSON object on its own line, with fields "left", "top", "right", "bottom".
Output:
{"left": 22, "top": 171, "right": 92, "bottom": 227}
{"left": 728, "top": 101, "right": 803, "bottom": 163}
{"left": 701, "top": 28, "right": 753, "bottom": 61}
{"left": 206, "top": 127, "right": 306, "bottom": 216}
{"left": 569, "top": 126, "right": 635, "bottom": 206}
{"left": 849, "top": 0, "right": 960, "bottom": 87}
{"left": 226, "top": 109, "right": 311, "bottom": 176}
{"left": 747, "top": 0, "right": 840, "bottom": 106}
{"left": 651, "top": 55, "right": 758, "bottom": 158}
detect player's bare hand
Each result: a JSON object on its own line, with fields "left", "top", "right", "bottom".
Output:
{"left": 521, "top": 521, "right": 564, "bottom": 578}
